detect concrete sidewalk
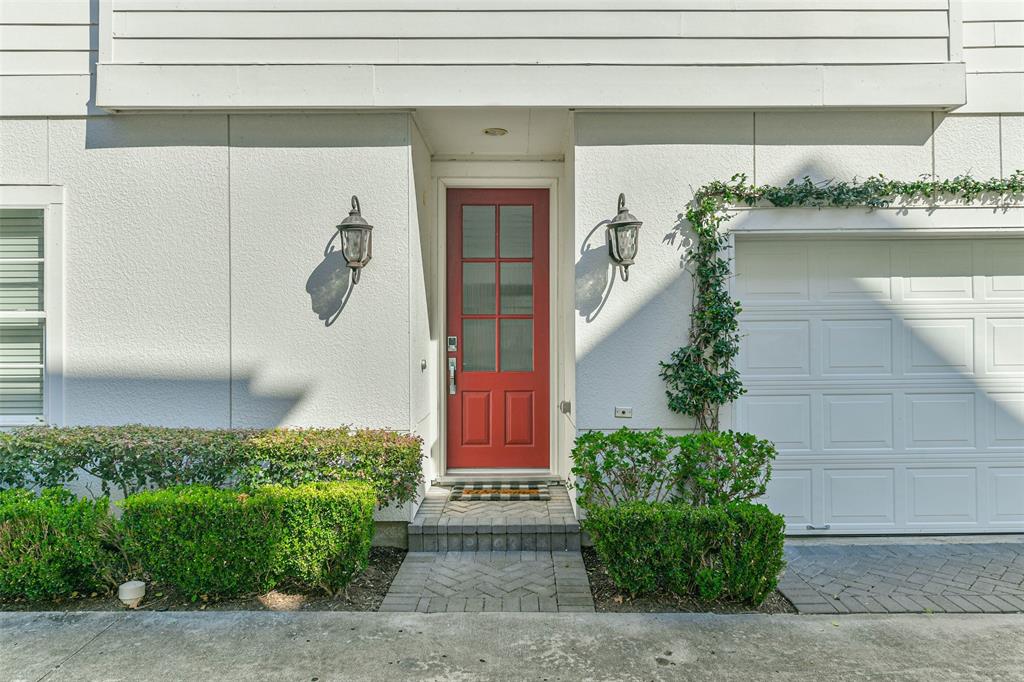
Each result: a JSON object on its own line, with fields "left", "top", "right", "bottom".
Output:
{"left": 4, "top": 612, "right": 1023, "bottom": 681}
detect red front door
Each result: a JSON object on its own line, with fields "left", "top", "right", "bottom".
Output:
{"left": 446, "top": 188, "right": 550, "bottom": 469}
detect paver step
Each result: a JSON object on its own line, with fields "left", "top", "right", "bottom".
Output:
{"left": 408, "top": 517, "right": 581, "bottom": 552}
{"left": 407, "top": 483, "right": 580, "bottom": 553}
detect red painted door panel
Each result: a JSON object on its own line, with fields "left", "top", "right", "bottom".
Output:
{"left": 446, "top": 188, "right": 550, "bottom": 469}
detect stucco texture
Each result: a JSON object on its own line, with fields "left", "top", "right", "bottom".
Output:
{"left": 570, "top": 110, "right": 1016, "bottom": 434}
{"left": 9, "top": 113, "right": 416, "bottom": 430}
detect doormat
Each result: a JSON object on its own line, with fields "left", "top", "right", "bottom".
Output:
{"left": 449, "top": 481, "right": 551, "bottom": 501}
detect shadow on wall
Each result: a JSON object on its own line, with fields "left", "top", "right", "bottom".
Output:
{"left": 306, "top": 231, "right": 353, "bottom": 327}
{"left": 575, "top": 220, "right": 614, "bottom": 322}
{"left": 62, "top": 372, "right": 305, "bottom": 428}
{"left": 662, "top": 214, "right": 695, "bottom": 270}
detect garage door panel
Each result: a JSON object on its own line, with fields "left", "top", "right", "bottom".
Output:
{"left": 739, "top": 320, "right": 810, "bottom": 376}
{"left": 821, "top": 241, "right": 892, "bottom": 301}
{"left": 991, "top": 393, "right": 1024, "bottom": 447}
{"left": 736, "top": 395, "right": 811, "bottom": 450}
{"left": 824, "top": 469, "right": 896, "bottom": 528}
{"left": 763, "top": 469, "right": 813, "bottom": 527}
{"left": 902, "top": 241, "right": 974, "bottom": 300}
{"left": 736, "top": 236, "right": 1024, "bottom": 534}
{"left": 822, "top": 319, "right": 894, "bottom": 375}
{"left": 734, "top": 242, "right": 809, "bottom": 302}
{"left": 906, "top": 393, "right": 976, "bottom": 449}
{"left": 906, "top": 468, "right": 978, "bottom": 525}
{"left": 903, "top": 318, "right": 975, "bottom": 375}
{"left": 986, "top": 318, "right": 1024, "bottom": 373}
{"left": 989, "top": 468, "right": 1024, "bottom": 524}
{"left": 823, "top": 394, "right": 894, "bottom": 450}
{"left": 979, "top": 240, "right": 1024, "bottom": 300}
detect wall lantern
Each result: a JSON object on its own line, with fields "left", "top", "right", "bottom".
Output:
{"left": 607, "top": 193, "right": 642, "bottom": 282}
{"left": 336, "top": 195, "right": 373, "bottom": 284}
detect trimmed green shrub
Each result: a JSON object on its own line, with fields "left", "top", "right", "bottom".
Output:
{"left": 585, "top": 501, "right": 785, "bottom": 605}
{"left": 674, "top": 431, "right": 775, "bottom": 506}
{"left": 570, "top": 428, "right": 774, "bottom": 509}
{"left": 121, "top": 486, "right": 282, "bottom": 599}
{"left": 269, "top": 482, "right": 376, "bottom": 596}
{"left": 121, "top": 481, "right": 376, "bottom": 599}
{"left": 0, "top": 426, "right": 251, "bottom": 499}
{"left": 0, "top": 488, "right": 119, "bottom": 601}
{"left": 570, "top": 427, "right": 685, "bottom": 508}
{"left": 0, "top": 425, "right": 423, "bottom": 506}
{"left": 237, "top": 428, "right": 423, "bottom": 507}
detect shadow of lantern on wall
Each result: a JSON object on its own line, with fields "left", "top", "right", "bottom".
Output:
{"left": 607, "top": 193, "right": 642, "bottom": 282}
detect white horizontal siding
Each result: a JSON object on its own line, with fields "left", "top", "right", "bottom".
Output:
{"left": 113, "top": 38, "right": 950, "bottom": 66}
{"left": 0, "top": 0, "right": 93, "bottom": 115}
{"left": 0, "top": 51, "right": 95, "bottom": 75}
{"left": 960, "top": 0, "right": 1024, "bottom": 112}
{"left": 114, "top": 10, "right": 950, "bottom": 39}
{"left": 113, "top": 1, "right": 951, "bottom": 9}
{"left": 107, "top": 3, "right": 952, "bottom": 67}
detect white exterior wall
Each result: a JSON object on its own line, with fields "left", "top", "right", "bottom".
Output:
{"left": 105, "top": 1, "right": 953, "bottom": 66}
{"left": 962, "top": 0, "right": 1024, "bottom": 113}
{"left": 0, "top": 0, "right": 93, "bottom": 116}
{"left": 573, "top": 110, "right": 1023, "bottom": 433}
{"left": 2, "top": 113, "right": 419, "bottom": 432}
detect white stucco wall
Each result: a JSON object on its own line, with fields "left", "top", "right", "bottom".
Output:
{"left": 573, "top": 111, "right": 1023, "bottom": 434}
{"left": 3, "top": 113, "right": 417, "bottom": 431}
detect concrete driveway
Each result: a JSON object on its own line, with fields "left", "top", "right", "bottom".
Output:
{"left": 3, "top": 611, "right": 1023, "bottom": 681}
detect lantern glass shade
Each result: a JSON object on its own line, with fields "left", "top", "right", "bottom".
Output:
{"left": 336, "top": 195, "right": 374, "bottom": 284}
{"left": 341, "top": 226, "right": 371, "bottom": 265}
{"left": 607, "top": 193, "right": 642, "bottom": 281}
{"left": 610, "top": 223, "right": 639, "bottom": 264}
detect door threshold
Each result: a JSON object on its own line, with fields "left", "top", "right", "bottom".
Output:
{"left": 437, "top": 469, "right": 562, "bottom": 485}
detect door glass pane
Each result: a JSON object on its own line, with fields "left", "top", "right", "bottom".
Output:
{"left": 0, "top": 209, "right": 44, "bottom": 258}
{"left": 499, "top": 205, "right": 532, "bottom": 258}
{"left": 463, "top": 319, "right": 495, "bottom": 372}
{"left": 0, "top": 320, "right": 44, "bottom": 364}
{"left": 500, "top": 263, "right": 533, "bottom": 314}
{"left": 462, "top": 205, "right": 495, "bottom": 258}
{"left": 0, "top": 262, "right": 43, "bottom": 311}
{"left": 501, "top": 319, "right": 533, "bottom": 372}
{"left": 463, "top": 263, "right": 496, "bottom": 314}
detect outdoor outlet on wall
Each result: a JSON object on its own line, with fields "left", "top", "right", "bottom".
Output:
{"left": 614, "top": 407, "right": 632, "bottom": 418}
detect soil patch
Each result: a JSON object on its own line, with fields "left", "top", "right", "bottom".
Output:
{"left": 582, "top": 547, "right": 795, "bottom": 614}
{"left": 0, "top": 547, "right": 406, "bottom": 613}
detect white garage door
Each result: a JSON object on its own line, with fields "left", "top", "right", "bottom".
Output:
{"left": 734, "top": 236, "right": 1024, "bottom": 534}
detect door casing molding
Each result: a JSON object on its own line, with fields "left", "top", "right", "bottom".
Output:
{"left": 434, "top": 173, "right": 563, "bottom": 479}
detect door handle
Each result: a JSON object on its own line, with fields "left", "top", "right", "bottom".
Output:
{"left": 448, "top": 357, "right": 457, "bottom": 395}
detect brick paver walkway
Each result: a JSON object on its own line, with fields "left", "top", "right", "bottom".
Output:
{"left": 779, "top": 542, "right": 1024, "bottom": 614}
{"left": 386, "top": 485, "right": 594, "bottom": 613}
{"left": 380, "top": 551, "right": 595, "bottom": 613}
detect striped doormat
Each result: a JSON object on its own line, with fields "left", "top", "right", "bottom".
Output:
{"left": 449, "top": 481, "right": 551, "bottom": 501}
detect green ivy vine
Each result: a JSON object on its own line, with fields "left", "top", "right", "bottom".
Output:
{"left": 660, "top": 171, "right": 1024, "bottom": 432}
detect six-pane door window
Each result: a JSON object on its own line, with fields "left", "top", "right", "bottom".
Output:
{"left": 0, "top": 209, "right": 46, "bottom": 422}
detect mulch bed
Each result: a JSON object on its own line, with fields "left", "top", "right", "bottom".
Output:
{"left": 0, "top": 547, "right": 406, "bottom": 613}
{"left": 582, "top": 547, "right": 795, "bottom": 614}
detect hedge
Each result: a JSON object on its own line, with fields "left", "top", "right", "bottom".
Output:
{"left": 237, "top": 428, "right": 423, "bottom": 508}
{"left": 584, "top": 501, "right": 785, "bottom": 605}
{"left": 0, "top": 425, "right": 423, "bottom": 507}
{"left": 121, "top": 481, "right": 375, "bottom": 599}
{"left": 0, "top": 488, "right": 120, "bottom": 601}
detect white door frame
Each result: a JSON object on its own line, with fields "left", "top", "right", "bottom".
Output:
{"left": 433, "top": 171, "right": 566, "bottom": 480}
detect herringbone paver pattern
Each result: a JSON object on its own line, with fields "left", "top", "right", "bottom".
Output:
{"left": 779, "top": 542, "right": 1024, "bottom": 614}
{"left": 380, "top": 551, "right": 595, "bottom": 613}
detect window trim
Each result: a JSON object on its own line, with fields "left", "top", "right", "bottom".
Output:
{"left": 0, "top": 186, "right": 63, "bottom": 427}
